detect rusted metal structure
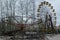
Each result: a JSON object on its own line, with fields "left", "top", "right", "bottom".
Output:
{"left": 0, "top": 0, "right": 36, "bottom": 35}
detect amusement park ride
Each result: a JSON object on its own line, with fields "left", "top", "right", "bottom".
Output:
{"left": 1, "top": 1, "right": 56, "bottom": 35}
{"left": 37, "top": 1, "right": 56, "bottom": 33}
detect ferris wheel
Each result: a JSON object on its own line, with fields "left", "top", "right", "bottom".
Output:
{"left": 37, "top": 1, "right": 56, "bottom": 27}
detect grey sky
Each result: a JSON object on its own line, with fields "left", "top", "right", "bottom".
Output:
{"left": 35, "top": 0, "right": 60, "bottom": 26}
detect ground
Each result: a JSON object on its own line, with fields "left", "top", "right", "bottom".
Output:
{"left": 46, "top": 34, "right": 60, "bottom": 40}
{"left": 0, "top": 34, "right": 60, "bottom": 40}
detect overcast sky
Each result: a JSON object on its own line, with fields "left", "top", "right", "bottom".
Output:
{"left": 35, "top": 0, "right": 60, "bottom": 26}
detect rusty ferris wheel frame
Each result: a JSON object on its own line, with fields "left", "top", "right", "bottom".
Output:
{"left": 37, "top": 1, "right": 56, "bottom": 27}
